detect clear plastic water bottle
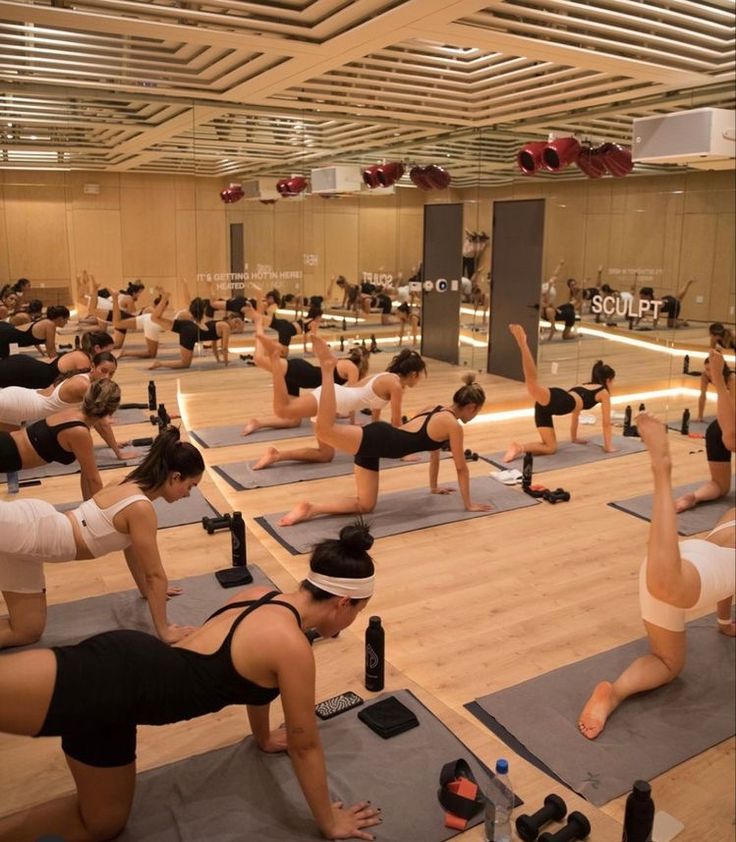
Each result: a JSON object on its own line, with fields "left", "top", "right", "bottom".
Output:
{"left": 484, "top": 758, "right": 514, "bottom": 842}
{"left": 6, "top": 471, "right": 20, "bottom": 494}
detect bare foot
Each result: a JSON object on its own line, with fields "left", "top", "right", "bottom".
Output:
{"left": 241, "top": 419, "right": 261, "bottom": 437}
{"left": 277, "top": 501, "right": 313, "bottom": 526}
{"left": 637, "top": 413, "right": 671, "bottom": 465}
{"left": 508, "top": 324, "right": 527, "bottom": 345}
{"left": 252, "top": 446, "right": 279, "bottom": 470}
{"left": 502, "top": 442, "right": 523, "bottom": 463}
{"left": 578, "top": 681, "right": 617, "bottom": 740}
{"left": 149, "top": 361, "right": 162, "bottom": 370}
{"left": 256, "top": 332, "right": 283, "bottom": 357}
{"left": 312, "top": 333, "right": 337, "bottom": 367}
{"left": 674, "top": 492, "right": 697, "bottom": 513}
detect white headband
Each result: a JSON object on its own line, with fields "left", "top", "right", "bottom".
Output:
{"left": 307, "top": 572, "right": 375, "bottom": 599}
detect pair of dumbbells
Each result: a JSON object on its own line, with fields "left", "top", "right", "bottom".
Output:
{"left": 202, "top": 514, "right": 231, "bottom": 534}
{"left": 516, "top": 794, "right": 590, "bottom": 841}
{"left": 543, "top": 487, "right": 570, "bottom": 504}
{"left": 464, "top": 448, "right": 479, "bottom": 462}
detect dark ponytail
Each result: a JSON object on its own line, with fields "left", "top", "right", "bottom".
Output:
{"left": 591, "top": 360, "right": 615, "bottom": 388}
{"left": 452, "top": 372, "right": 485, "bottom": 407}
{"left": 12, "top": 277, "right": 30, "bottom": 293}
{"left": 386, "top": 348, "right": 427, "bottom": 378}
{"left": 80, "top": 331, "right": 114, "bottom": 354}
{"left": 123, "top": 426, "right": 205, "bottom": 491}
{"left": 346, "top": 346, "right": 370, "bottom": 378}
{"left": 301, "top": 521, "right": 375, "bottom": 604}
{"left": 47, "top": 305, "right": 70, "bottom": 321}
{"left": 124, "top": 281, "right": 145, "bottom": 297}
{"left": 188, "top": 297, "right": 208, "bottom": 322}
{"left": 91, "top": 350, "right": 117, "bottom": 370}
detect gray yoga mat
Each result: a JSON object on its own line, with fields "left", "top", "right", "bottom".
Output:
{"left": 256, "top": 476, "right": 538, "bottom": 555}
{"left": 54, "top": 486, "right": 220, "bottom": 529}
{"left": 1, "top": 445, "right": 146, "bottom": 483}
{"left": 466, "top": 614, "right": 735, "bottom": 806}
{"left": 149, "top": 360, "right": 238, "bottom": 374}
{"left": 214, "top": 450, "right": 450, "bottom": 491}
{"left": 483, "top": 435, "right": 647, "bottom": 472}
{"left": 11, "top": 567, "right": 272, "bottom": 652}
{"left": 117, "top": 689, "right": 514, "bottom": 842}
{"left": 666, "top": 415, "right": 714, "bottom": 436}
{"left": 609, "top": 481, "right": 736, "bottom": 536}
{"left": 114, "top": 407, "right": 151, "bottom": 425}
{"left": 190, "top": 414, "right": 370, "bottom": 449}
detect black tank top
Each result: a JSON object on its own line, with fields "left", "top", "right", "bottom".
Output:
{"left": 568, "top": 384, "right": 605, "bottom": 410}
{"left": 26, "top": 419, "right": 88, "bottom": 464}
{"left": 406, "top": 406, "right": 452, "bottom": 451}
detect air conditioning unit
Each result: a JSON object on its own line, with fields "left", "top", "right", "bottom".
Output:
{"left": 241, "top": 179, "right": 281, "bottom": 200}
{"left": 632, "top": 108, "right": 735, "bottom": 165}
{"left": 310, "top": 165, "right": 364, "bottom": 194}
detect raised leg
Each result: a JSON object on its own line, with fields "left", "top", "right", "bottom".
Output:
{"left": 508, "top": 324, "right": 551, "bottom": 406}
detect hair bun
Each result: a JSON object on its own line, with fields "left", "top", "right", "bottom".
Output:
{"left": 339, "top": 522, "right": 374, "bottom": 553}
{"left": 462, "top": 372, "right": 477, "bottom": 386}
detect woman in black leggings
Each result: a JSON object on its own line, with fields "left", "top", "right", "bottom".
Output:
{"left": 0, "top": 332, "right": 113, "bottom": 389}
{"left": 503, "top": 324, "right": 615, "bottom": 462}
{"left": 0, "top": 525, "right": 380, "bottom": 842}
{"left": 149, "top": 292, "right": 232, "bottom": 370}
{"left": 278, "top": 334, "right": 492, "bottom": 526}
{"left": 0, "top": 306, "right": 70, "bottom": 359}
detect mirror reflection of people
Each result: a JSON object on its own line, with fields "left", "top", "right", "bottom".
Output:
{"left": 636, "top": 279, "right": 695, "bottom": 329}
{"left": 0, "top": 523, "right": 380, "bottom": 841}
{"left": 578, "top": 413, "right": 735, "bottom": 740}
{"left": 503, "top": 324, "right": 615, "bottom": 462}
{"left": 709, "top": 322, "right": 736, "bottom": 351}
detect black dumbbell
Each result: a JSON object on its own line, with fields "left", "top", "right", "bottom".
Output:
{"left": 539, "top": 811, "right": 590, "bottom": 842}
{"left": 202, "top": 514, "right": 232, "bottom": 534}
{"left": 463, "top": 449, "right": 479, "bottom": 461}
{"left": 401, "top": 415, "right": 409, "bottom": 425}
{"left": 130, "top": 437, "right": 154, "bottom": 447}
{"left": 119, "top": 402, "right": 148, "bottom": 410}
{"left": 544, "top": 488, "right": 571, "bottom": 504}
{"left": 516, "top": 794, "right": 567, "bottom": 841}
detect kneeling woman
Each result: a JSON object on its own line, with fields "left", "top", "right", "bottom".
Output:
{"left": 0, "top": 426, "right": 204, "bottom": 649}
{"left": 578, "top": 414, "right": 735, "bottom": 739}
{"left": 0, "top": 523, "right": 380, "bottom": 842}
{"left": 149, "top": 293, "right": 233, "bottom": 370}
{"left": 278, "top": 335, "right": 492, "bottom": 525}
{"left": 503, "top": 323, "right": 615, "bottom": 462}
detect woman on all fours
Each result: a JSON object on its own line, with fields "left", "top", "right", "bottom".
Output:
{"left": 149, "top": 292, "right": 232, "bottom": 370}
{"left": 578, "top": 414, "right": 735, "bottom": 740}
{"left": 0, "top": 523, "right": 380, "bottom": 842}
{"left": 503, "top": 323, "right": 615, "bottom": 462}
{"left": 0, "top": 426, "right": 203, "bottom": 650}
{"left": 277, "top": 334, "right": 492, "bottom": 526}
{"left": 0, "top": 305, "right": 70, "bottom": 359}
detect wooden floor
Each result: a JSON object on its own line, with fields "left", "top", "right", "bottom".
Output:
{"left": 1, "top": 317, "right": 733, "bottom": 842}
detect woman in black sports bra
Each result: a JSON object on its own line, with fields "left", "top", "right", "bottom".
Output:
{"left": 502, "top": 324, "right": 615, "bottom": 463}
{"left": 0, "top": 379, "right": 124, "bottom": 498}
{"left": 0, "top": 524, "right": 381, "bottom": 842}
{"left": 278, "top": 334, "right": 493, "bottom": 526}
{"left": 0, "top": 305, "right": 71, "bottom": 359}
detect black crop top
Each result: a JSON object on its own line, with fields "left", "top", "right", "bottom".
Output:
{"left": 26, "top": 419, "right": 87, "bottom": 464}
{"left": 568, "top": 384, "right": 605, "bottom": 410}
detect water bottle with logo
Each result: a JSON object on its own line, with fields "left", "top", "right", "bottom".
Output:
{"left": 365, "top": 616, "right": 384, "bottom": 691}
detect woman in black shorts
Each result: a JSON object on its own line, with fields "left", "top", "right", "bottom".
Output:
{"left": 502, "top": 323, "right": 615, "bottom": 462}
{"left": 676, "top": 349, "right": 735, "bottom": 512}
{"left": 0, "top": 524, "right": 380, "bottom": 842}
{"left": 277, "top": 334, "right": 492, "bottom": 526}
{"left": 149, "top": 292, "right": 232, "bottom": 370}
{"left": 265, "top": 304, "right": 323, "bottom": 357}
{"left": 0, "top": 306, "right": 71, "bottom": 359}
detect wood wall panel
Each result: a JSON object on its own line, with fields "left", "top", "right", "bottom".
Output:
{"left": 71, "top": 209, "right": 124, "bottom": 287}
{"left": 120, "top": 177, "right": 177, "bottom": 279}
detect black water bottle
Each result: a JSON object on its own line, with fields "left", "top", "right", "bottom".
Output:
{"left": 148, "top": 380, "right": 157, "bottom": 411}
{"left": 639, "top": 402, "right": 646, "bottom": 412}
{"left": 74, "top": 334, "right": 80, "bottom": 350}
{"left": 230, "top": 511, "right": 246, "bottom": 567}
{"left": 365, "top": 616, "right": 385, "bottom": 692}
{"left": 361, "top": 337, "right": 367, "bottom": 351}
{"left": 682, "top": 354, "right": 690, "bottom": 374}
{"left": 623, "top": 404, "right": 632, "bottom": 434}
{"left": 157, "top": 403, "right": 169, "bottom": 428}
{"left": 522, "top": 452, "right": 533, "bottom": 491}
{"left": 681, "top": 408, "right": 690, "bottom": 436}
{"left": 342, "top": 317, "right": 347, "bottom": 331}
{"left": 622, "top": 780, "right": 654, "bottom": 842}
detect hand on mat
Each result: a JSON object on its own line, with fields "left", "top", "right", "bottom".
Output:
{"left": 431, "top": 486, "right": 455, "bottom": 495}
{"left": 116, "top": 448, "right": 139, "bottom": 460}
{"left": 603, "top": 445, "right": 617, "bottom": 453}
{"left": 325, "top": 801, "right": 381, "bottom": 840}
{"left": 166, "top": 586, "right": 184, "bottom": 598}
{"left": 572, "top": 437, "right": 588, "bottom": 445}
{"left": 259, "top": 726, "right": 288, "bottom": 753}
{"left": 466, "top": 501, "right": 494, "bottom": 512}
{"left": 718, "top": 621, "right": 736, "bottom": 637}
{"left": 161, "top": 623, "right": 196, "bottom": 644}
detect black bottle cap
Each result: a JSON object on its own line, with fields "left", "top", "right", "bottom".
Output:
{"left": 369, "top": 616, "right": 382, "bottom": 627}
{"left": 632, "top": 780, "right": 651, "bottom": 799}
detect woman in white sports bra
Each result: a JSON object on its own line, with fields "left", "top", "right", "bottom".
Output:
{"left": 0, "top": 427, "right": 205, "bottom": 649}
{"left": 0, "top": 351, "right": 118, "bottom": 430}
{"left": 252, "top": 333, "right": 426, "bottom": 471}
{"left": 578, "top": 414, "right": 735, "bottom": 740}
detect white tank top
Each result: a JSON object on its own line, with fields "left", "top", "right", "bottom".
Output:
{"left": 0, "top": 373, "right": 89, "bottom": 425}
{"left": 311, "top": 373, "right": 390, "bottom": 415}
{"left": 70, "top": 491, "right": 153, "bottom": 556}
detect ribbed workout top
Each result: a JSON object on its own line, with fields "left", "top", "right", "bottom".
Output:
{"left": 70, "top": 490, "right": 152, "bottom": 556}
